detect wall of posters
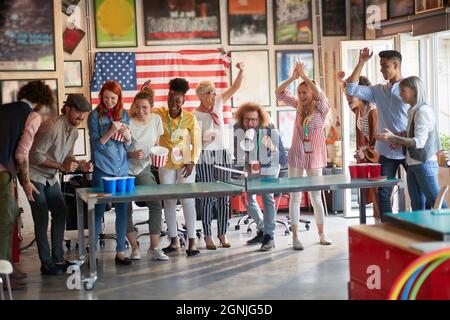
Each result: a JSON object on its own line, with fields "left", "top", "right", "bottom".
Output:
{"left": 94, "top": 0, "right": 137, "bottom": 48}
{"left": 228, "top": 0, "right": 267, "bottom": 45}
{"left": 0, "top": 79, "right": 59, "bottom": 117}
{"left": 273, "top": 0, "right": 313, "bottom": 44}
{"left": 144, "top": 0, "right": 221, "bottom": 45}
{"left": 0, "top": 0, "right": 55, "bottom": 71}
{"left": 230, "top": 51, "right": 270, "bottom": 107}
{"left": 322, "top": 0, "right": 346, "bottom": 36}
{"left": 276, "top": 50, "right": 314, "bottom": 105}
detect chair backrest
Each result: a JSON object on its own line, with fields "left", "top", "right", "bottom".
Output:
{"left": 433, "top": 185, "right": 449, "bottom": 210}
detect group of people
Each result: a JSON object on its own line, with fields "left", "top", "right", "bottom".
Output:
{"left": 341, "top": 48, "right": 446, "bottom": 221}
{"left": 1, "top": 47, "right": 444, "bottom": 288}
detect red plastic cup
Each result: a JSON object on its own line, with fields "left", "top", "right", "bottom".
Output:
{"left": 357, "top": 164, "right": 369, "bottom": 179}
{"left": 368, "top": 163, "right": 381, "bottom": 178}
{"left": 349, "top": 165, "right": 358, "bottom": 179}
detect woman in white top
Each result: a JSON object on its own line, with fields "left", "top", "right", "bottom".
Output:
{"left": 126, "top": 84, "right": 168, "bottom": 261}
{"left": 377, "top": 76, "right": 446, "bottom": 211}
{"left": 193, "top": 62, "right": 244, "bottom": 249}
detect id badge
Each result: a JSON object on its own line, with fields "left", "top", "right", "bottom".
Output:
{"left": 172, "top": 144, "right": 183, "bottom": 162}
{"left": 303, "top": 139, "right": 313, "bottom": 153}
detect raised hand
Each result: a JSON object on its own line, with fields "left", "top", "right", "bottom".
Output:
{"left": 236, "top": 62, "right": 244, "bottom": 71}
{"left": 359, "top": 48, "right": 373, "bottom": 64}
{"left": 337, "top": 71, "right": 346, "bottom": 82}
{"left": 295, "top": 60, "right": 308, "bottom": 79}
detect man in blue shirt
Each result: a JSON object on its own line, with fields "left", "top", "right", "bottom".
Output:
{"left": 346, "top": 48, "right": 409, "bottom": 220}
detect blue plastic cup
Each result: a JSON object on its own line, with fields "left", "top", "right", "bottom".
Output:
{"left": 116, "top": 177, "right": 127, "bottom": 193}
{"left": 125, "top": 176, "right": 136, "bottom": 192}
{"left": 102, "top": 177, "right": 117, "bottom": 194}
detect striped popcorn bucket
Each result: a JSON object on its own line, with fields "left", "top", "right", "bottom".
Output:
{"left": 150, "top": 146, "right": 169, "bottom": 167}
{"left": 112, "top": 130, "right": 124, "bottom": 142}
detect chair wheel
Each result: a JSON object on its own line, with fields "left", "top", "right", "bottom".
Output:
{"left": 244, "top": 219, "right": 249, "bottom": 225}
{"left": 305, "top": 224, "right": 310, "bottom": 231}
{"left": 246, "top": 228, "right": 252, "bottom": 234}
{"left": 84, "top": 281, "right": 94, "bottom": 290}
{"left": 235, "top": 225, "right": 240, "bottom": 230}
{"left": 284, "top": 230, "right": 290, "bottom": 236}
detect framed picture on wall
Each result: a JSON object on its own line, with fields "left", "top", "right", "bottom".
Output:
{"left": 74, "top": 128, "right": 87, "bottom": 156}
{"left": 416, "top": 0, "right": 443, "bottom": 13}
{"left": 0, "top": 79, "right": 59, "bottom": 117}
{"left": 388, "top": 0, "right": 415, "bottom": 19}
{"left": 64, "top": 61, "right": 83, "bottom": 87}
{"left": 322, "top": 0, "right": 346, "bottom": 36}
{"left": 143, "top": 0, "right": 221, "bottom": 45}
{"left": 276, "top": 50, "right": 314, "bottom": 106}
{"left": 365, "top": 0, "right": 388, "bottom": 40}
{"left": 94, "top": 0, "right": 137, "bottom": 48}
{"left": 273, "top": 0, "right": 313, "bottom": 44}
{"left": 0, "top": 0, "right": 55, "bottom": 71}
{"left": 277, "top": 110, "right": 297, "bottom": 149}
{"left": 228, "top": 0, "right": 267, "bottom": 45}
{"left": 230, "top": 50, "right": 270, "bottom": 107}
{"left": 350, "top": 0, "right": 365, "bottom": 40}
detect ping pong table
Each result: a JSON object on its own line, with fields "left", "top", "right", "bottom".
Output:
{"left": 75, "top": 174, "right": 400, "bottom": 290}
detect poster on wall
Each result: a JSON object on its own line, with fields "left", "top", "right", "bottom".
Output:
{"left": 94, "top": 0, "right": 137, "bottom": 48}
{"left": 0, "top": 79, "right": 59, "bottom": 117}
{"left": 273, "top": 0, "right": 313, "bottom": 45}
{"left": 389, "top": 0, "right": 415, "bottom": 19}
{"left": 350, "top": 0, "right": 365, "bottom": 40}
{"left": 365, "top": 0, "right": 387, "bottom": 40}
{"left": 143, "top": 0, "right": 221, "bottom": 45}
{"left": 276, "top": 50, "right": 314, "bottom": 106}
{"left": 230, "top": 51, "right": 270, "bottom": 107}
{"left": 62, "top": 0, "right": 81, "bottom": 15}
{"left": 322, "top": 0, "right": 346, "bottom": 36}
{"left": 277, "top": 110, "right": 297, "bottom": 149}
{"left": 228, "top": 0, "right": 267, "bottom": 45}
{"left": 0, "top": 0, "right": 55, "bottom": 71}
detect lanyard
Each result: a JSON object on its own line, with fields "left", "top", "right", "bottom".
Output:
{"left": 166, "top": 109, "right": 183, "bottom": 141}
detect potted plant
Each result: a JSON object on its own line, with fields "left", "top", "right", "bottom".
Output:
{"left": 439, "top": 133, "right": 450, "bottom": 167}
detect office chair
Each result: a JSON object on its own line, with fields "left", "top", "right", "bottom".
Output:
{"left": 433, "top": 185, "right": 449, "bottom": 211}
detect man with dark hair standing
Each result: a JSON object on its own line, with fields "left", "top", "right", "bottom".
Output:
{"left": 0, "top": 80, "right": 53, "bottom": 289}
{"left": 346, "top": 49, "right": 409, "bottom": 220}
{"left": 28, "top": 94, "right": 93, "bottom": 275}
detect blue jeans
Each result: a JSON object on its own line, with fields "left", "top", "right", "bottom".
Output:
{"left": 407, "top": 160, "right": 447, "bottom": 211}
{"left": 29, "top": 181, "right": 67, "bottom": 265}
{"left": 92, "top": 167, "right": 129, "bottom": 252}
{"left": 379, "top": 155, "right": 407, "bottom": 217}
{"left": 246, "top": 175, "right": 276, "bottom": 237}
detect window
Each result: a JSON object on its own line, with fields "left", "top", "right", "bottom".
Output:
{"left": 437, "top": 32, "right": 450, "bottom": 134}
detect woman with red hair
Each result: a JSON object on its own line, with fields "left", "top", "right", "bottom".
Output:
{"left": 88, "top": 80, "right": 133, "bottom": 265}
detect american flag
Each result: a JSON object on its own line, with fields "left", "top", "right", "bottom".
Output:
{"left": 90, "top": 50, "right": 232, "bottom": 123}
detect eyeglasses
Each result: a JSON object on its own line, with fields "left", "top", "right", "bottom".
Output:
{"left": 205, "top": 89, "right": 218, "bottom": 95}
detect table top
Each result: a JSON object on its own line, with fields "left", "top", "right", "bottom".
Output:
{"left": 384, "top": 210, "right": 450, "bottom": 241}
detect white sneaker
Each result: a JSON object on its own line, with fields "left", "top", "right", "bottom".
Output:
{"left": 319, "top": 233, "right": 332, "bottom": 245}
{"left": 148, "top": 248, "right": 169, "bottom": 261}
{"left": 130, "top": 250, "right": 141, "bottom": 260}
{"left": 292, "top": 238, "right": 304, "bottom": 250}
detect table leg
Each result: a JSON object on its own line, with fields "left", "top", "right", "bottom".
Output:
{"left": 359, "top": 188, "right": 366, "bottom": 224}
{"left": 76, "top": 194, "right": 85, "bottom": 262}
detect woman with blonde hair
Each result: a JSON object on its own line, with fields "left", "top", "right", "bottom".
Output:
{"left": 275, "top": 61, "right": 331, "bottom": 250}
{"left": 193, "top": 62, "right": 244, "bottom": 249}
{"left": 126, "top": 81, "right": 168, "bottom": 261}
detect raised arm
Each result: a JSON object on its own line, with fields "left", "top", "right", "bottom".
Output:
{"left": 347, "top": 48, "right": 373, "bottom": 83}
{"left": 296, "top": 61, "right": 320, "bottom": 97}
{"left": 221, "top": 62, "right": 244, "bottom": 103}
{"left": 275, "top": 62, "right": 301, "bottom": 95}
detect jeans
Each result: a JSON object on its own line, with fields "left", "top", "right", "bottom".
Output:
{"left": 92, "top": 167, "right": 129, "bottom": 252}
{"left": 379, "top": 155, "right": 407, "bottom": 217}
{"left": 0, "top": 172, "right": 20, "bottom": 261}
{"left": 246, "top": 175, "right": 277, "bottom": 237}
{"left": 407, "top": 160, "right": 447, "bottom": 211}
{"left": 29, "top": 180, "right": 67, "bottom": 265}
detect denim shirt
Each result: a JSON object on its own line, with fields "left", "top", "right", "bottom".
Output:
{"left": 88, "top": 108, "right": 130, "bottom": 176}
{"left": 346, "top": 81, "right": 409, "bottom": 160}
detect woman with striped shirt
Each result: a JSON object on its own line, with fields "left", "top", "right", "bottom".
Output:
{"left": 275, "top": 61, "right": 332, "bottom": 250}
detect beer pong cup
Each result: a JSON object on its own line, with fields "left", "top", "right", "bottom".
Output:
{"left": 348, "top": 165, "right": 358, "bottom": 179}
{"left": 150, "top": 146, "right": 169, "bottom": 167}
{"left": 116, "top": 177, "right": 127, "bottom": 193}
{"left": 369, "top": 163, "right": 381, "bottom": 178}
{"left": 357, "top": 164, "right": 369, "bottom": 179}
{"left": 125, "top": 176, "right": 136, "bottom": 192}
{"left": 102, "top": 177, "right": 117, "bottom": 194}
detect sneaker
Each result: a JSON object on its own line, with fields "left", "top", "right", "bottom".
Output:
{"left": 149, "top": 248, "right": 169, "bottom": 261}
{"left": 55, "top": 260, "right": 76, "bottom": 272}
{"left": 130, "top": 250, "right": 141, "bottom": 260}
{"left": 114, "top": 255, "right": 133, "bottom": 266}
{"left": 319, "top": 233, "right": 332, "bottom": 245}
{"left": 40, "top": 263, "right": 63, "bottom": 275}
{"left": 246, "top": 230, "right": 264, "bottom": 245}
{"left": 260, "top": 235, "right": 275, "bottom": 251}
{"left": 293, "top": 238, "right": 304, "bottom": 251}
